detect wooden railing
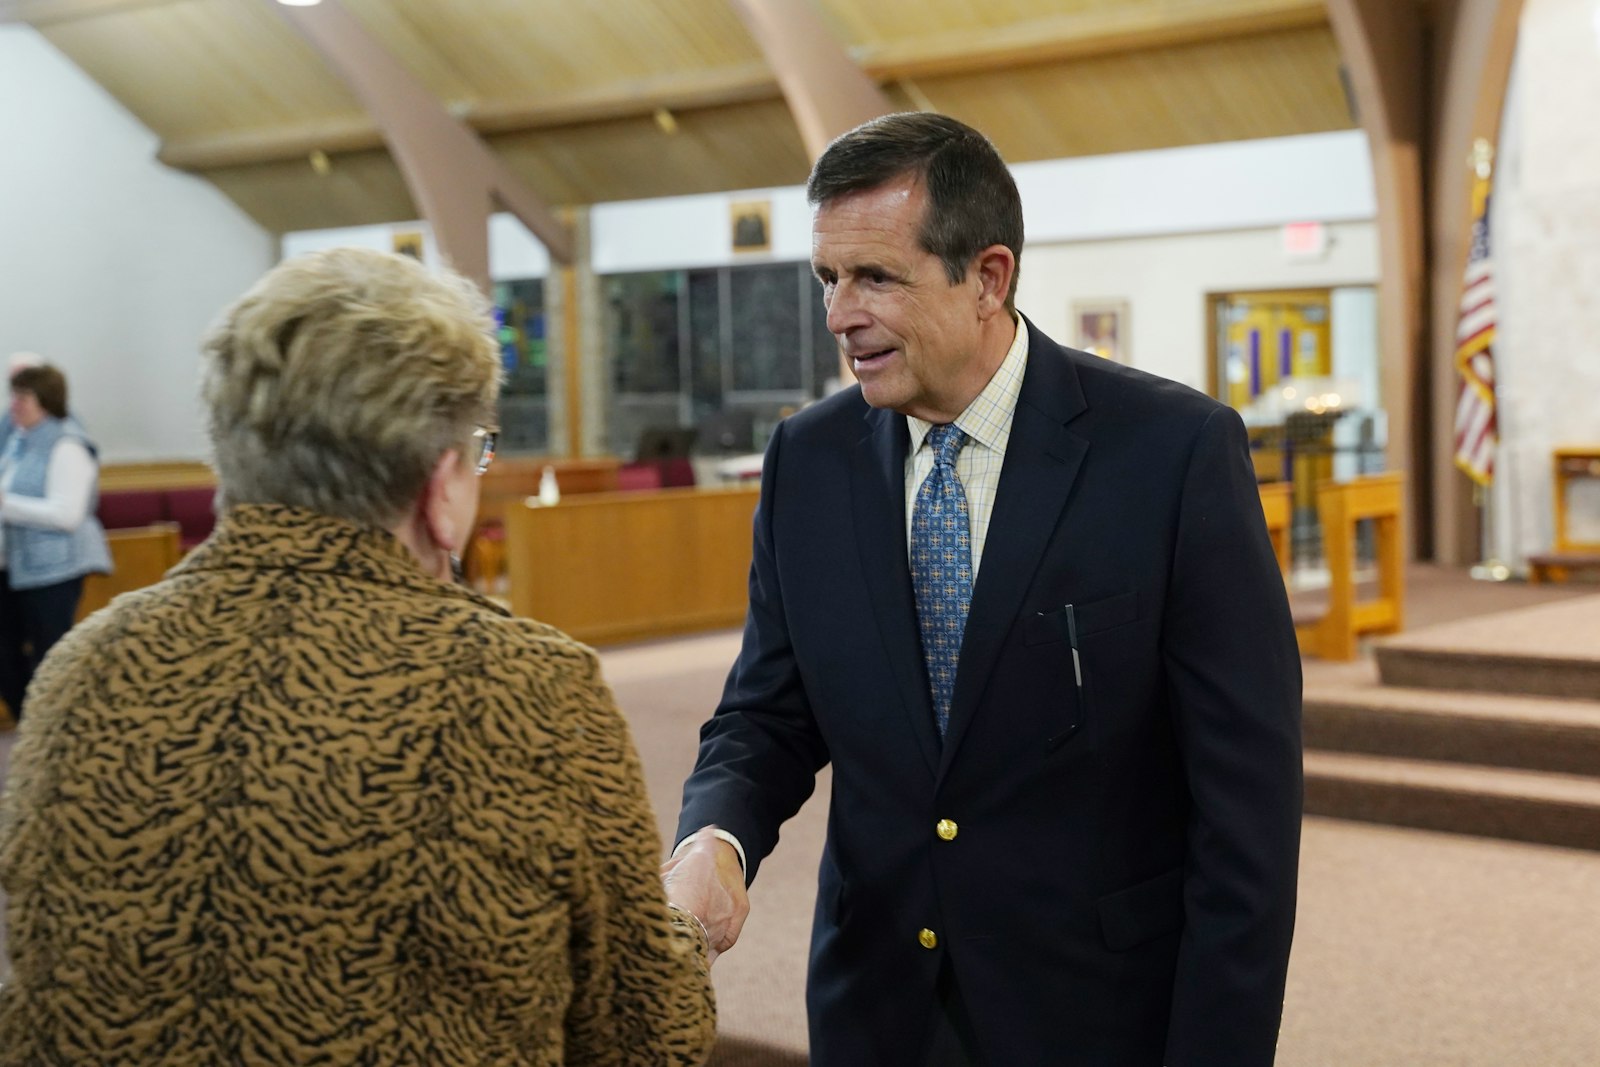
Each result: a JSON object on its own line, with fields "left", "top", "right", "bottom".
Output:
{"left": 66, "top": 465, "right": 1411, "bottom": 664}
{"left": 99, "top": 461, "right": 216, "bottom": 491}
{"left": 495, "top": 477, "right": 1404, "bottom": 655}
{"left": 1292, "top": 472, "right": 1406, "bottom": 661}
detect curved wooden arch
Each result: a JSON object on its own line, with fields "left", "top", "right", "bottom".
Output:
{"left": 264, "top": 0, "right": 573, "bottom": 289}
{"left": 726, "top": 0, "right": 895, "bottom": 160}
{"left": 1327, "top": 0, "right": 1525, "bottom": 562}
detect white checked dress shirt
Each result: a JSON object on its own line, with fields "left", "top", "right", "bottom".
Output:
{"left": 904, "top": 313, "right": 1029, "bottom": 579}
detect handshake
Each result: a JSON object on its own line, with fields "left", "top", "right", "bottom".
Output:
{"left": 660, "top": 827, "right": 750, "bottom": 966}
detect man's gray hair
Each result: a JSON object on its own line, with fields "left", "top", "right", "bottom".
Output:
{"left": 806, "top": 112, "right": 1024, "bottom": 308}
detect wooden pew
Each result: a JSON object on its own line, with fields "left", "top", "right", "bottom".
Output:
{"left": 77, "top": 521, "right": 183, "bottom": 621}
{"left": 1258, "top": 481, "right": 1291, "bottom": 576}
{"left": 503, "top": 485, "right": 759, "bottom": 646}
{"left": 99, "top": 460, "right": 216, "bottom": 492}
{"left": 1294, "top": 472, "right": 1405, "bottom": 661}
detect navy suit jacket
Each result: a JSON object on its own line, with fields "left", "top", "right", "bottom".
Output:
{"left": 678, "top": 318, "right": 1302, "bottom": 1066}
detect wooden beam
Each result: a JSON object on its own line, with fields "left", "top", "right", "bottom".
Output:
{"left": 0, "top": 0, "right": 183, "bottom": 25}
{"left": 859, "top": 0, "right": 1331, "bottom": 82}
{"left": 159, "top": 72, "right": 776, "bottom": 173}
{"left": 161, "top": 0, "right": 1330, "bottom": 172}
{"left": 263, "top": 0, "right": 572, "bottom": 287}
{"left": 1426, "top": 0, "right": 1525, "bottom": 566}
{"left": 727, "top": 0, "right": 895, "bottom": 160}
{"left": 1326, "top": 0, "right": 1428, "bottom": 558}
{"left": 469, "top": 61, "right": 780, "bottom": 135}
{"left": 1328, "top": 0, "right": 1527, "bottom": 563}
{"left": 159, "top": 63, "right": 781, "bottom": 171}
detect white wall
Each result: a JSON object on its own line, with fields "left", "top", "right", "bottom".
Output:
{"left": 572, "top": 130, "right": 1381, "bottom": 398}
{"left": 574, "top": 130, "right": 1375, "bottom": 277}
{"left": 0, "top": 26, "right": 274, "bottom": 462}
{"left": 279, "top": 213, "right": 551, "bottom": 280}
{"left": 1016, "top": 222, "right": 1380, "bottom": 392}
{"left": 1489, "top": 0, "right": 1600, "bottom": 565}
{"left": 1013, "top": 131, "right": 1374, "bottom": 243}
{"left": 285, "top": 132, "right": 1380, "bottom": 418}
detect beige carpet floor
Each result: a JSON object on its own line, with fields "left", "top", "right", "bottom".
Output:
{"left": 4, "top": 566, "right": 1599, "bottom": 1064}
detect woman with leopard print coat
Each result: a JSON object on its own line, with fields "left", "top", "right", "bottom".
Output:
{"left": 0, "top": 249, "right": 715, "bottom": 1066}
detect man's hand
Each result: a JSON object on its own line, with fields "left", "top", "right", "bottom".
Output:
{"left": 661, "top": 827, "right": 749, "bottom": 966}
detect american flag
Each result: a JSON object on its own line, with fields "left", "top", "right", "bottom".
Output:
{"left": 1453, "top": 171, "right": 1497, "bottom": 486}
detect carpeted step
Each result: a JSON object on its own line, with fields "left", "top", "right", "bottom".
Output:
{"left": 1304, "top": 685, "right": 1600, "bottom": 777}
{"left": 1303, "top": 750, "right": 1600, "bottom": 851}
{"left": 1373, "top": 594, "right": 1600, "bottom": 699}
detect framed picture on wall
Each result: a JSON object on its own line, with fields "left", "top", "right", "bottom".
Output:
{"left": 730, "top": 200, "right": 772, "bottom": 253}
{"left": 392, "top": 230, "right": 426, "bottom": 261}
{"left": 1071, "top": 299, "right": 1130, "bottom": 364}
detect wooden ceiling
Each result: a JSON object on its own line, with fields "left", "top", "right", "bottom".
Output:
{"left": 8, "top": 0, "right": 1356, "bottom": 233}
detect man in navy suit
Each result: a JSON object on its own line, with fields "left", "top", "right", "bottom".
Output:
{"left": 665, "top": 113, "right": 1302, "bottom": 1066}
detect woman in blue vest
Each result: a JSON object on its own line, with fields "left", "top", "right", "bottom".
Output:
{"left": 0, "top": 364, "right": 111, "bottom": 722}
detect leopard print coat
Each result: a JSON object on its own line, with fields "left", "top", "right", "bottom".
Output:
{"left": 0, "top": 504, "right": 714, "bottom": 1065}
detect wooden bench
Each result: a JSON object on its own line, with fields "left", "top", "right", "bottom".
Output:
{"left": 97, "top": 461, "right": 218, "bottom": 551}
{"left": 1258, "top": 481, "right": 1291, "bottom": 576}
{"left": 77, "top": 521, "right": 183, "bottom": 621}
{"left": 1293, "top": 472, "right": 1405, "bottom": 661}
{"left": 1527, "top": 446, "right": 1600, "bottom": 583}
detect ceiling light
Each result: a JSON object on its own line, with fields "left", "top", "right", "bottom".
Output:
{"left": 276, "top": 0, "right": 322, "bottom": 7}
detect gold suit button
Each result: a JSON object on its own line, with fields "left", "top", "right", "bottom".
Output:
{"left": 935, "top": 818, "right": 959, "bottom": 841}
{"left": 918, "top": 928, "right": 939, "bottom": 950}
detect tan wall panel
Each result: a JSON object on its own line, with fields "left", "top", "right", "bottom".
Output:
{"left": 41, "top": 0, "right": 358, "bottom": 139}
{"left": 344, "top": 0, "right": 761, "bottom": 102}
{"left": 923, "top": 27, "right": 1352, "bottom": 162}
{"left": 203, "top": 149, "right": 418, "bottom": 233}
{"left": 826, "top": 0, "right": 1176, "bottom": 43}
{"left": 489, "top": 101, "right": 811, "bottom": 207}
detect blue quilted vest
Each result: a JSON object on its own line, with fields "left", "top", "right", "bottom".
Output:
{"left": 3, "top": 416, "right": 113, "bottom": 590}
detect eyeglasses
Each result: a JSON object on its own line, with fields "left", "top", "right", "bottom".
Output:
{"left": 471, "top": 426, "right": 498, "bottom": 475}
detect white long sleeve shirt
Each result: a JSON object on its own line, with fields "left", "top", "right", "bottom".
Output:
{"left": 0, "top": 435, "right": 98, "bottom": 562}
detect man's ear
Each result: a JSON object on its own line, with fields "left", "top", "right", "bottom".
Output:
{"left": 973, "top": 244, "right": 1016, "bottom": 320}
{"left": 421, "top": 448, "right": 467, "bottom": 553}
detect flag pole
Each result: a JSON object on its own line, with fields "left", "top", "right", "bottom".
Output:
{"left": 1469, "top": 480, "right": 1511, "bottom": 581}
{"left": 1463, "top": 137, "right": 1510, "bottom": 582}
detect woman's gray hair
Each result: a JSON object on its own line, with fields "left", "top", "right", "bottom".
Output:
{"left": 201, "top": 248, "right": 501, "bottom": 527}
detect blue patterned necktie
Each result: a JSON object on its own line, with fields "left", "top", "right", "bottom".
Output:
{"left": 911, "top": 423, "right": 973, "bottom": 736}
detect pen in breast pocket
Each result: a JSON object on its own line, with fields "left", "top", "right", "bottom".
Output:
{"left": 1065, "top": 604, "right": 1082, "bottom": 688}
